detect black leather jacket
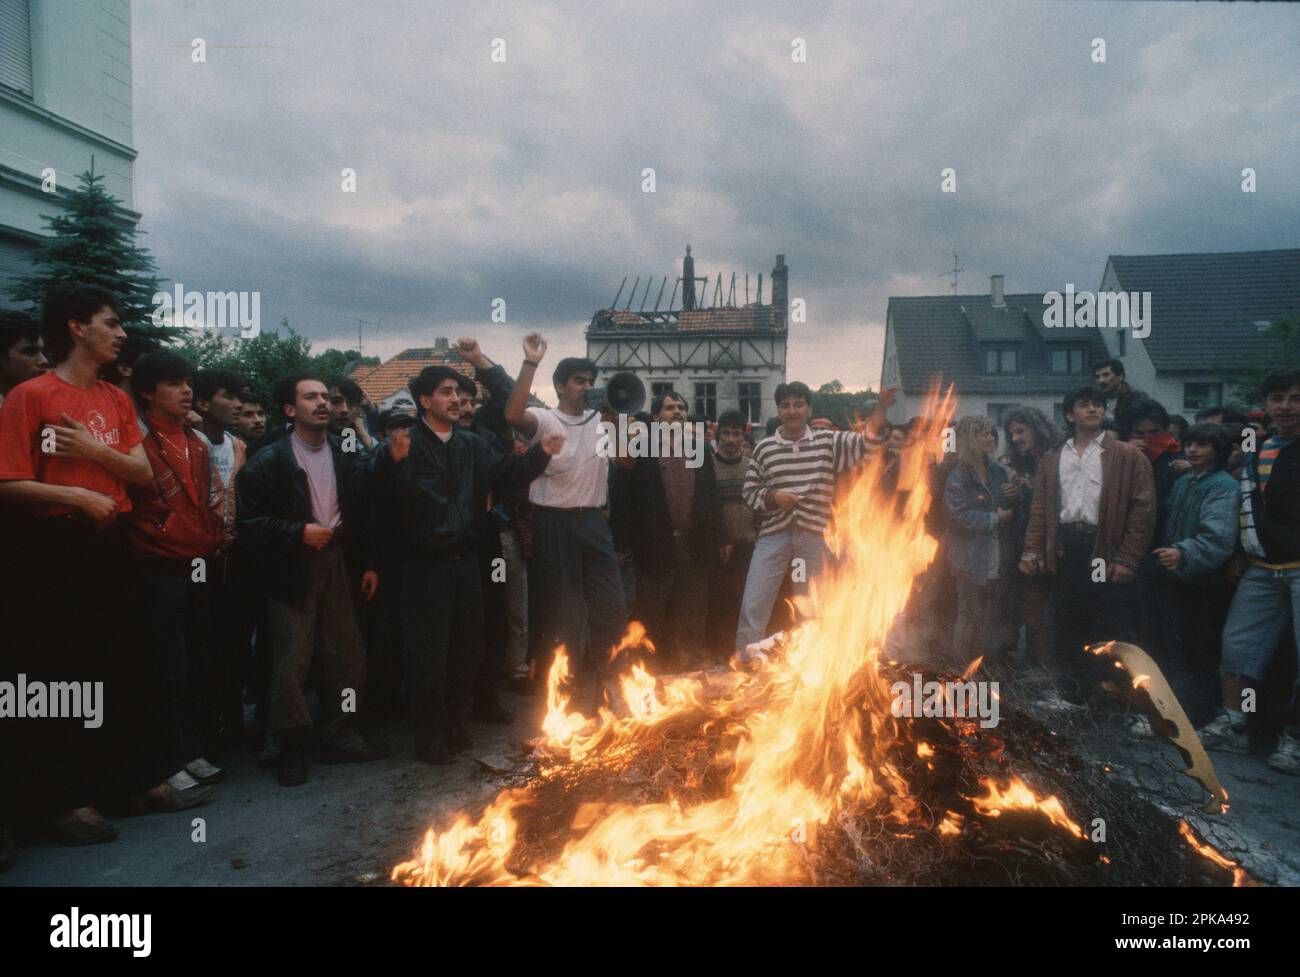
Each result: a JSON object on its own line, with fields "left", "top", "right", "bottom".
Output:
{"left": 374, "top": 420, "right": 551, "bottom": 560}
{"left": 235, "top": 432, "right": 376, "bottom": 608}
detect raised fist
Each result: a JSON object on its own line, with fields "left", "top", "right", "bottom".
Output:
{"left": 523, "top": 332, "right": 547, "bottom": 362}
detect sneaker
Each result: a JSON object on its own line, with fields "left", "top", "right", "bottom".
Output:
{"left": 184, "top": 757, "right": 225, "bottom": 784}
{"left": 1198, "top": 712, "right": 1250, "bottom": 754}
{"left": 1266, "top": 728, "right": 1300, "bottom": 775}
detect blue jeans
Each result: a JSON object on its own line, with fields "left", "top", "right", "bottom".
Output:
{"left": 734, "top": 528, "right": 828, "bottom": 652}
{"left": 1220, "top": 564, "right": 1300, "bottom": 686}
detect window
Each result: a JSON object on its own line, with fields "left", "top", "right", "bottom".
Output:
{"left": 0, "top": 0, "right": 33, "bottom": 96}
{"left": 1050, "top": 348, "right": 1086, "bottom": 374}
{"left": 738, "top": 382, "right": 762, "bottom": 422}
{"left": 1183, "top": 382, "right": 1223, "bottom": 412}
{"left": 651, "top": 382, "right": 675, "bottom": 400}
{"left": 983, "top": 346, "right": 1019, "bottom": 375}
{"left": 693, "top": 382, "right": 717, "bottom": 421}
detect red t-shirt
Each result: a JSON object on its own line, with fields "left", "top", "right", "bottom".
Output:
{"left": 0, "top": 370, "right": 144, "bottom": 515}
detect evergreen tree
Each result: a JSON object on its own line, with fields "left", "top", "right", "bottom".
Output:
{"left": 5, "top": 164, "right": 167, "bottom": 337}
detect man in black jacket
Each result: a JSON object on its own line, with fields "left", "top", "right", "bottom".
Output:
{"left": 235, "top": 373, "right": 386, "bottom": 786}
{"left": 1200, "top": 368, "right": 1300, "bottom": 775}
{"left": 374, "top": 365, "right": 561, "bottom": 764}
{"left": 625, "top": 391, "right": 720, "bottom": 669}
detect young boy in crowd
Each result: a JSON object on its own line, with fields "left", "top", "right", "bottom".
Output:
{"left": 1150, "top": 422, "right": 1239, "bottom": 727}
{"left": 0, "top": 311, "right": 49, "bottom": 407}
{"left": 125, "top": 350, "right": 226, "bottom": 796}
{"left": 734, "top": 383, "right": 891, "bottom": 657}
{"left": 193, "top": 368, "right": 248, "bottom": 756}
{"left": 1199, "top": 369, "right": 1300, "bottom": 773}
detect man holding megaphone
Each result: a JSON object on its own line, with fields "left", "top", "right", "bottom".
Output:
{"left": 504, "top": 333, "right": 629, "bottom": 711}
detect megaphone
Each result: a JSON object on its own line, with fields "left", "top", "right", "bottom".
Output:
{"left": 586, "top": 371, "right": 646, "bottom": 414}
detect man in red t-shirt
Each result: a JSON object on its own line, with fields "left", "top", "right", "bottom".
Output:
{"left": 0, "top": 284, "right": 167, "bottom": 847}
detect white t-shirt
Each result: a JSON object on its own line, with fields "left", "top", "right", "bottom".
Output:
{"left": 198, "top": 429, "right": 237, "bottom": 489}
{"left": 526, "top": 407, "right": 607, "bottom": 508}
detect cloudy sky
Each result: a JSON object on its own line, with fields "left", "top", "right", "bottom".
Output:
{"left": 130, "top": 0, "right": 1300, "bottom": 391}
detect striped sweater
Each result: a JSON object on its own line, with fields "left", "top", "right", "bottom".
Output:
{"left": 743, "top": 427, "right": 881, "bottom": 535}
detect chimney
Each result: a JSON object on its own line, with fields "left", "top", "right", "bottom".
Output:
{"left": 990, "top": 274, "right": 1005, "bottom": 308}
{"left": 682, "top": 244, "right": 696, "bottom": 311}
{"left": 772, "top": 254, "right": 788, "bottom": 329}
{"left": 435, "top": 337, "right": 449, "bottom": 351}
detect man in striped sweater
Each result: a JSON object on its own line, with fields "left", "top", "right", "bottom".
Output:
{"left": 734, "top": 382, "right": 892, "bottom": 656}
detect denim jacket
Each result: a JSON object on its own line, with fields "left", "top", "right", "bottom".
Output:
{"left": 943, "top": 460, "right": 1011, "bottom": 582}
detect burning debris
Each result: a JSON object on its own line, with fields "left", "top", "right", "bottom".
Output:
{"left": 392, "top": 391, "right": 1249, "bottom": 887}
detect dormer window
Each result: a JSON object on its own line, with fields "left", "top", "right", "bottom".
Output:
{"left": 1049, "top": 347, "right": 1086, "bottom": 374}
{"left": 983, "top": 346, "right": 1019, "bottom": 375}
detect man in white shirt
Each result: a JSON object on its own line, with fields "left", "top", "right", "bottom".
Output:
{"left": 1019, "top": 385, "right": 1155, "bottom": 703}
{"left": 505, "top": 333, "right": 627, "bottom": 708}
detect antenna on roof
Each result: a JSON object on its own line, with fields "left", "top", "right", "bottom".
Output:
{"left": 611, "top": 276, "right": 627, "bottom": 308}
{"left": 940, "top": 253, "right": 964, "bottom": 292}
{"left": 626, "top": 276, "right": 640, "bottom": 310}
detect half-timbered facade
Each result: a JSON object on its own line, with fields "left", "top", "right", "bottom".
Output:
{"left": 585, "top": 248, "right": 789, "bottom": 423}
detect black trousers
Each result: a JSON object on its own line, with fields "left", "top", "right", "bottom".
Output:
{"left": 532, "top": 507, "right": 628, "bottom": 697}
{"left": 1052, "top": 525, "right": 1139, "bottom": 694}
{"left": 473, "top": 525, "right": 507, "bottom": 709}
{"left": 2, "top": 517, "right": 146, "bottom": 817}
{"left": 128, "top": 559, "right": 213, "bottom": 776}
{"left": 402, "top": 552, "right": 483, "bottom": 745}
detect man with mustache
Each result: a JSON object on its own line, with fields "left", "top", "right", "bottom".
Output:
{"left": 235, "top": 373, "right": 388, "bottom": 786}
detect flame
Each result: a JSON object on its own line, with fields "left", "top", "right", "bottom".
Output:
{"left": 394, "top": 388, "right": 1011, "bottom": 885}
{"left": 1178, "top": 821, "right": 1250, "bottom": 887}
{"left": 968, "top": 775, "right": 1086, "bottom": 840}
{"left": 1131, "top": 674, "right": 1151, "bottom": 690}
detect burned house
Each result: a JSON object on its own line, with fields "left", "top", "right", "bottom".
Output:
{"left": 585, "top": 247, "right": 789, "bottom": 423}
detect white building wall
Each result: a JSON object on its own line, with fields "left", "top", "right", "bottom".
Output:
{"left": 0, "top": 0, "right": 136, "bottom": 248}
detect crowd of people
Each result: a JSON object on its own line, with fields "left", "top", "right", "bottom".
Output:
{"left": 0, "top": 283, "right": 1297, "bottom": 876}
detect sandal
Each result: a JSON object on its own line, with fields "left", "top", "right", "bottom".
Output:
{"left": 129, "top": 782, "right": 215, "bottom": 814}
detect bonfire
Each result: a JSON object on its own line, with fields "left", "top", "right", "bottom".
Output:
{"left": 393, "top": 389, "right": 1248, "bottom": 887}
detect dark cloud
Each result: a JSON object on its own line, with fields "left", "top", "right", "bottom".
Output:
{"left": 132, "top": 0, "right": 1300, "bottom": 385}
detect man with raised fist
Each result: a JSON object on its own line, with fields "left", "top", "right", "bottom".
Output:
{"left": 505, "top": 332, "right": 629, "bottom": 711}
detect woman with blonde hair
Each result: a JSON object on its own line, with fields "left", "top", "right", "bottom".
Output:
{"left": 942, "top": 415, "right": 1013, "bottom": 664}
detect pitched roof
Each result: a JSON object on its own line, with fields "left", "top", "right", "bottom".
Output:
{"left": 355, "top": 346, "right": 475, "bottom": 404}
{"left": 887, "top": 292, "right": 1111, "bottom": 395}
{"left": 1106, "top": 249, "right": 1300, "bottom": 372}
